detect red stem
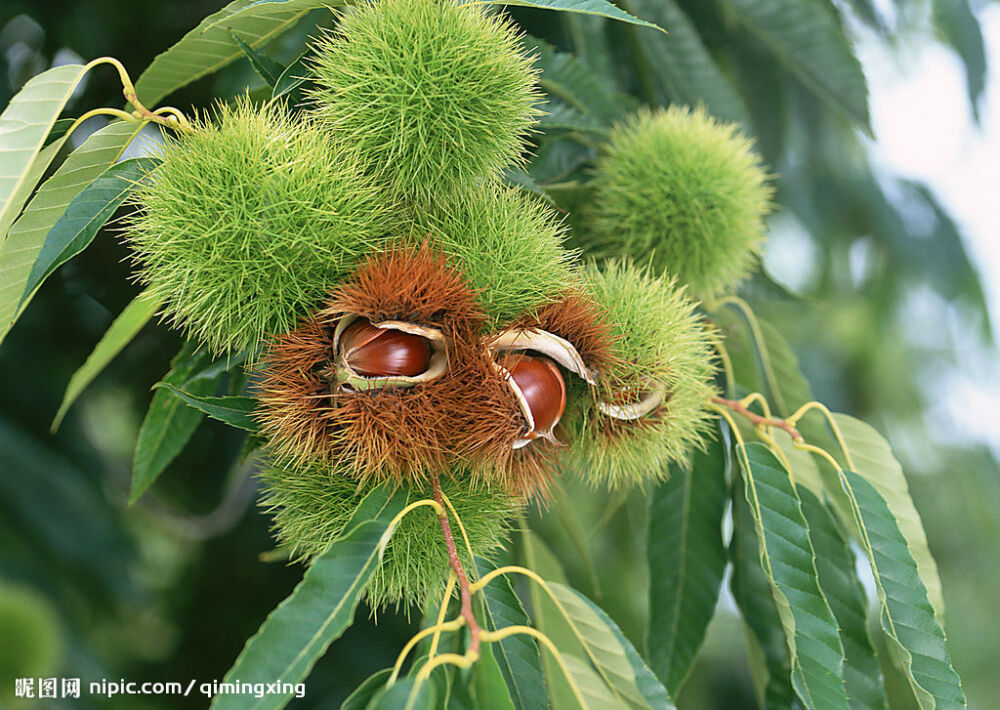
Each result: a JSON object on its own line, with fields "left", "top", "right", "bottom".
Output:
{"left": 430, "top": 475, "right": 481, "bottom": 655}
{"left": 712, "top": 396, "right": 803, "bottom": 441}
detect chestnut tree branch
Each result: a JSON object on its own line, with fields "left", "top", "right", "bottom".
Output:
{"left": 711, "top": 396, "right": 803, "bottom": 441}
{"left": 430, "top": 475, "right": 482, "bottom": 656}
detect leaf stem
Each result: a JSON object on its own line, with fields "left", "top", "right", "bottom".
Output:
{"left": 711, "top": 396, "right": 803, "bottom": 441}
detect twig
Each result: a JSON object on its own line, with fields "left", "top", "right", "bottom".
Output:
{"left": 711, "top": 396, "right": 802, "bottom": 441}
{"left": 430, "top": 475, "right": 481, "bottom": 656}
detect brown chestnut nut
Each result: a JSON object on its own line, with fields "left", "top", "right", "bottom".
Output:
{"left": 338, "top": 317, "right": 432, "bottom": 377}
{"left": 499, "top": 352, "right": 566, "bottom": 447}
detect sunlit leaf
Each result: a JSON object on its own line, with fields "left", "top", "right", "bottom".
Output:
{"left": 735, "top": 442, "right": 849, "bottom": 710}
{"left": 647, "top": 437, "right": 728, "bottom": 695}
{"left": 839, "top": 469, "right": 966, "bottom": 710}
{"left": 0, "top": 120, "right": 144, "bottom": 347}
{"left": 799, "top": 487, "right": 888, "bottom": 710}
{"left": 212, "top": 486, "right": 407, "bottom": 710}
{"left": 18, "top": 157, "right": 160, "bottom": 312}
{"left": 482, "top": 0, "right": 662, "bottom": 32}
{"left": 52, "top": 290, "right": 164, "bottom": 431}
{"left": 0, "top": 63, "right": 89, "bottom": 241}
{"left": 134, "top": 0, "right": 341, "bottom": 106}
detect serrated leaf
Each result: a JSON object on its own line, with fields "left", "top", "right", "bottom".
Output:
{"left": 716, "top": 0, "right": 870, "bottom": 130}
{"left": 539, "top": 101, "right": 609, "bottom": 136}
{"left": 555, "top": 584, "right": 675, "bottom": 710}
{"left": 130, "top": 343, "right": 221, "bottom": 505}
{"left": 154, "top": 383, "right": 258, "bottom": 432}
{"left": 1, "top": 137, "right": 68, "bottom": 241}
{"left": 647, "top": 437, "right": 728, "bottom": 695}
{"left": 626, "top": 0, "right": 750, "bottom": 126}
{"left": 18, "top": 157, "right": 159, "bottom": 312}
{"left": 838, "top": 469, "right": 966, "bottom": 710}
{"left": 52, "top": 290, "right": 164, "bottom": 431}
{"left": 526, "top": 37, "right": 628, "bottom": 125}
{"left": 735, "top": 442, "right": 849, "bottom": 710}
{"left": 0, "top": 120, "right": 144, "bottom": 347}
{"left": 798, "top": 487, "right": 888, "bottom": 710}
{"left": 549, "top": 582, "right": 674, "bottom": 710}
{"left": 340, "top": 669, "right": 392, "bottom": 710}
{"left": 476, "top": 557, "right": 550, "bottom": 710}
{"left": 0, "top": 63, "right": 89, "bottom": 241}
{"left": 831, "top": 414, "right": 944, "bottom": 621}
{"left": 134, "top": 0, "right": 340, "bottom": 106}
{"left": 483, "top": 0, "right": 662, "bottom": 32}
{"left": 232, "top": 31, "right": 286, "bottom": 87}
{"left": 212, "top": 486, "right": 408, "bottom": 710}
{"left": 729, "top": 474, "right": 798, "bottom": 710}
{"left": 560, "top": 654, "right": 630, "bottom": 710}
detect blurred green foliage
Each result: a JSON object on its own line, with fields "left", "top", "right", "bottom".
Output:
{"left": 0, "top": 1, "right": 996, "bottom": 708}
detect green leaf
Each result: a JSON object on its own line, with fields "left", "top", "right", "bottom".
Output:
{"left": 831, "top": 414, "right": 945, "bottom": 620}
{"left": 483, "top": 0, "right": 662, "bottom": 32}
{"left": 729, "top": 476, "right": 796, "bottom": 710}
{"left": 130, "top": 343, "right": 221, "bottom": 505}
{"left": 476, "top": 557, "right": 550, "bottom": 710}
{"left": 554, "top": 583, "right": 676, "bottom": 710}
{"left": 211, "top": 486, "right": 408, "bottom": 710}
{"left": 549, "top": 582, "right": 675, "bottom": 710}
{"left": 1, "top": 137, "right": 68, "bottom": 241}
{"left": 341, "top": 669, "right": 392, "bottom": 710}
{"left": 626, "top": 0, "right": 751, "bottom": 126}
{"left": 0, "top": 120, "right": 144, "bottom": 347}
{"left": 154, "top": 383, "right": 258, "bottom": 432}
{"left": 472, "top": 640, "right": 518, "bottom": 710}
{"left": 134, "top": 0, "right": 339, "bottom": 106}
{"left": 52, "top": 290, "right": 164, "bottom": 431}
{"left": 526, "top": 37, "right": 629, "bottom": 125}
{"left": 503, "top": 169, "right": 556, "bottom": 205}
{"left": 558, "top": 654, "right": 629, "bottom": 710}
{"left": 647, "top": 437, "right": 728, "bottom": 695}
{"left": 798, "top": 487, "right": 888, "bottom": 710}
{"left": 838, "top": 469, "right": 966, "bottom": 710}
{"left": 17, "top": 157, "right": 159, "bottom": 312}
{"left": 43, "top": 118, "right": 76, "bottom": 148}
{"left": 232, "top": 31, "right": 286, "bottom": 87}
{"left": 933, "top": 0, "right": 986, "bottom": 119}
{"left": 271, "top": 51, "right": 313, "bottom": 103}
{"left": 366, "top": 676, "right": 437, "bottom": 710}
{"left": 735, "top": 442, "right": 849, "bottom": 710}
{"left": 715, "top": 0, "right": 870, "bottom": 130}
{"left": 0, "top": 63, "right": 90, "bottom": 240}
{"left": 539, "top": 101, "right": 609, "bottom": 136}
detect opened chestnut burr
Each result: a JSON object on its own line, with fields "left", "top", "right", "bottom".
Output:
{"left": 498, "top": 352, "right": 566, "bottom": 448}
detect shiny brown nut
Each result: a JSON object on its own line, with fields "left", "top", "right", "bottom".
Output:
{"left": 339, "top": 317, "right": 432, "bottom": 378}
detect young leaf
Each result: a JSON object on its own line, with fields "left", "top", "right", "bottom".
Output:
{"left": 154, "top": 383, "right": 258, "bottom": 432}
{"left": 271, "top": 51, "right": 313, "bottom": 103}
{"left": 211, "top": 486, "right": 408, "bottom": 710}
{"left": 715, "top": 0, "right": 870, "bottom": 131}
{"left": 17, "top": 157, "right": 160, "bottom": 312}
{"left": 831, "top": 413, "right": 945, "bottom": 620}
{"left": 0, "top": 63, "right": 89, "bottom": 240}
{"left": 839, "top": 469, "right": 966, "bottom": 710}
{"left": 476, "top": 557, "right": 550, "bottom": 710}
{"left": 482, "top": 0, "right": 662, "bottom": 32}
{"left": 232, "top": 31, "right": 286, "bottom": 87}
{"left": 735, "top": 442, "right": 849, "bottom": 710}
{"left": 0, "top": 120, "right": 145, "bottom": 347}
{"left": 340, "top": 669, "right": 392, "bottom": 710}
{"left": 647, "top": 437, "right": 728, "bottom": 695}
{"left": 798, "top": 488, "right": 888, "bottom": 710}
{"left": 625, "top": 0, "right": 751, "bottom": 126}
{"left": 52, "top": 290, "right": 164, "bottom": 431}
{"left": 130, "top": 344, "right": 221, "bottom": 505}
{"left": 134, "top": 0, "right": 342, "bottom": 106}
{"left": 729, "top": 479, "right": 797, "bottom": 709}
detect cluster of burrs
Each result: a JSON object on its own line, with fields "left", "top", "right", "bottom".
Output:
{"left": 124, "top": 0, "right": 769, "bottom": 606}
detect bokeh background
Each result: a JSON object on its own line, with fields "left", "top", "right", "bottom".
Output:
{"left": 0, "top": 1, "right": 997, "bottom": 708}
